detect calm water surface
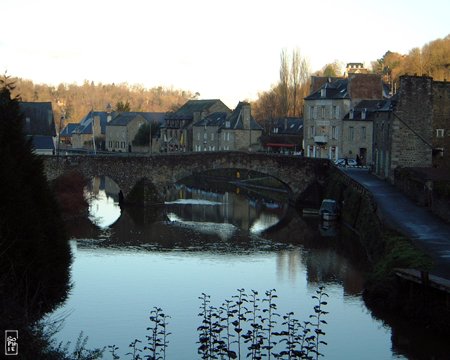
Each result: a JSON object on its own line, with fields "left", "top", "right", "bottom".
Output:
{"left": 49, "top": 176, "right": 431, "bottom": 359}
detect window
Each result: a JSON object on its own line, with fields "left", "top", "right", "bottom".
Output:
{"left": 203, "top": 132, "right": 207, "bottom": 140}
{"left": 436, "top": 129, "right": 444, "bottom": 138}
{"left": 310, "top": 126, "right": 315, "bottom": 138}
{"left": 197, "top": 132, "right": 200, "bottom": 140}
{"left": 310, "top": 106, "right": 314, "bottom": 119}
{"left": 333, "top": 106, "right": 340, "bottom": 119}
{"left": 273, "top": 127, "right": 278, "bottom": 133}
{"left": 361, "top": 126, "right": 366, "bottom": 140}
{"left": 349, "top": 127, "right": 354, "bottom": 141}
{"left": 321, "top": 106, "right": 325, "bottom": 119}
{"left": 332, "top": 126, "right": 337, "bottom": 139}
{"left": 225, "top": 121, "right": 230, "bottom": 128}
{"left": 211, "top": 133, "right": 214, "bottom": 141}
{"left": 227, "top": 132, "right": 231, "bottom": 141}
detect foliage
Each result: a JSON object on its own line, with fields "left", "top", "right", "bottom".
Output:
{"left": 116, "top": 100, "right": 131, "bottom": 112}
{"left": 0, "top": 78, "right": 71, "bottom": 332}
{"left": 196, "top": 288, "right": 328, "bottom": 360}
{"left": 370, "top": 230, "right": 432, "bottom": 282}
{"left": 371, "top": 34, "right": 450, "bottom": 89}
{"left": 133, "top": 122, "right": 161, "bottom": 146}
{"left": 10, "top": 78, "right": 194, "bottom": 131}
{"left": 252, "top": 48, "right": 310, "bottom": 128}
{"left": 52, "top": 171, "right": 89, "bottom": 218}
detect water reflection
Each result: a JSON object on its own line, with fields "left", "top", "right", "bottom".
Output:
{"left": 85, "top": 176, "right": 121, "bottom": 228}
{"left": 53, "top": 177, "right": 450, "bottom": 360}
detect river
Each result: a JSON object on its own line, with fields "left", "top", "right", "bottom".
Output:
{"left": 47, "top": 176, "right": 447, "bottom": 359}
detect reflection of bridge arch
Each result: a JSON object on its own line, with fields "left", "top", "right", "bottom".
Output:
{"left": 43, "top": 152, "right": 331, "bottom": 205}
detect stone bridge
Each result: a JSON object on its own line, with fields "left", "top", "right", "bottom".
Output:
{"left": 43, "top": 152, "right": 331, "bottom": 205}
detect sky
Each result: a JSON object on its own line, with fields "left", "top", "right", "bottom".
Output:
{"left": 1, "top": 0, "right": 449, "bottom": 108}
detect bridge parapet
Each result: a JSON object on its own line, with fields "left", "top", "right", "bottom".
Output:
{"left": 43, "top": 152, "right": 331, "bottom": 205}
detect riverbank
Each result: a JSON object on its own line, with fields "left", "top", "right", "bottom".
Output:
{"left": 324, "top": 169, "right": 450, "bottom": 333}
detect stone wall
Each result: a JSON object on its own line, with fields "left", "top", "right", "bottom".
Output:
{"left": 43, "top": 152, "right": 331, "bottom": 205}
{"left": 432, "top": 81, "right": 450, "bottom": 169}
{"left": 392, "top": 76, "right": 433, "bottom": 173}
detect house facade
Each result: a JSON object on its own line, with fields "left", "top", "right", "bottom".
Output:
{"left": 71, "top": 110, "right": 113, "bottom": 150}
{"left": 192, "top": 102, "right": 263, "bottom": 152}
{"left": 161, "top": 99, "right": 230, "bottom": 152}
{"left": 106, "top": 113, "right": 147, "bottom": 152}
{"left": 303, "top": 74, "right": 383, "bottom": 162}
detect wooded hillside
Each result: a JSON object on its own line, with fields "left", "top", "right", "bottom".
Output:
{"left": 11, "top": 79, "right": 195, "bottom": 130}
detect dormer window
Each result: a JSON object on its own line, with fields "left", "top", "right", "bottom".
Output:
{"left": 361, "top": 109, "right": 367, "bottom": 120}
{"left": 225, "top": 121, "right": 230, "bottom": 128}
{"left": 321, "top": 88, "right": 326, "bottom": 98}
{"left": 273, "top": 128, "right": 278, "bottom": 134}
{"left": 349, "top": 109, "right": 354, "bottom": 120}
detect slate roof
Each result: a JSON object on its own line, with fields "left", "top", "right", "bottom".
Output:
{"left": 305, "top": 79, "right": 350, "bottom": 100}
{"left": 165, "top": 99, "right": 225, "bottom": 120}
{"left": 19, "top": 102, "right": 56, "bottom": 136}
{"left": 60, "top": 123, "right": 78, "bottom": 137}
{"left": 342, "top": 98, "right": 398, "bottom": 121}
{"left": 108, "top": 113, "right": 145, "bottom": 126}
{"left": 72, "top": 111, "right": 113, "bottom": 135}
{"left": 193, "top": 112, "right": 229, "bottom": 127}
{"left": 223, "top": 102, "right": 263, "bottom": 131}
{"left": 271, "top": 117, "right": 303, "bottom": 135}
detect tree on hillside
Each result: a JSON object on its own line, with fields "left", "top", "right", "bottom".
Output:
{"left": 11, "top": 79, "right": 194, "bottom": 125}
{"left": 371, "top": 35, "right": 450, "bottom": 91}
{"left": 314, "top": 61, "right": 342, "bottom": 77}
{"left": 116, "top": 100, "right": 131, "bottom": 112}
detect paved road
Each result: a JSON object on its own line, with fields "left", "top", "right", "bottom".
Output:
{"left": 341, "top": 168, "right": 450, "bottom": 279}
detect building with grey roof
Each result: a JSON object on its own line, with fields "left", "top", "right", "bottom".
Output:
{"left": 161, "top": 99, "right": 230, "bottom": 152}
{"left": 192, "top": 102, "right": 263, "bottom": 152}
{"left": 303, "top": 73, "right": 384, "bottom": 164}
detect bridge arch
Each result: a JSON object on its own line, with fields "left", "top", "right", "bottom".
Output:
{"left": 43, "top": 152, "right": 331, "bottom": 206}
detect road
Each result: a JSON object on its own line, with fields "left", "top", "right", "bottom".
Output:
{"left": 342, "top": 168, "right": 450, "bottom": 279}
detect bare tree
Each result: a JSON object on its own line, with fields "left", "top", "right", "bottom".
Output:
{"left": 279, "top": 49, "right": 290, "bottom": 117}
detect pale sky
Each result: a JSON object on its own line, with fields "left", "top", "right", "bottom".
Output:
{"left": 1, "top": 0, "right": 449, "bottom": 108}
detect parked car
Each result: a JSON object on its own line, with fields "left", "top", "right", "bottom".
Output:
{"left": 334, "top": 158, "right": 357, "bottom": 167}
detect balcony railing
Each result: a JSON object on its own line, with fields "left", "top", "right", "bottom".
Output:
{"left": 314, "top": 135, "right": 328, "bottom": 144}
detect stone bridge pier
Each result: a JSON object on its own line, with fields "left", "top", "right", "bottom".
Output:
{"left": 43, "top": 152, "right": 331, "bottom": 205}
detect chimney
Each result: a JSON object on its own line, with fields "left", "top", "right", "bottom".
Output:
{"left": 106, "top": 103, "right": 113, "bottom": 123}
{"left": 241, "top": 102, "right": 251, "bottom": 129}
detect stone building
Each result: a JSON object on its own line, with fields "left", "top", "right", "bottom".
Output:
{"left": 161, "top": 99, "right": 230, "bottom": 152}
{"left": 303, "top": 73, "right": 384, "bottom": 162}
{"left": 192, "top": 102, "right": 263, "bottom": 152}
{"left": 372, "top": 75, "right": 450, "bottom": 181}
{"left": 105, "top": 113, "right": 147, "bottom": 152}
{"left": 71, "top": 110, "right": 112, "bottom": 150}
{"left": 341, "top": 100, "right": 379, "bottom": 165}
